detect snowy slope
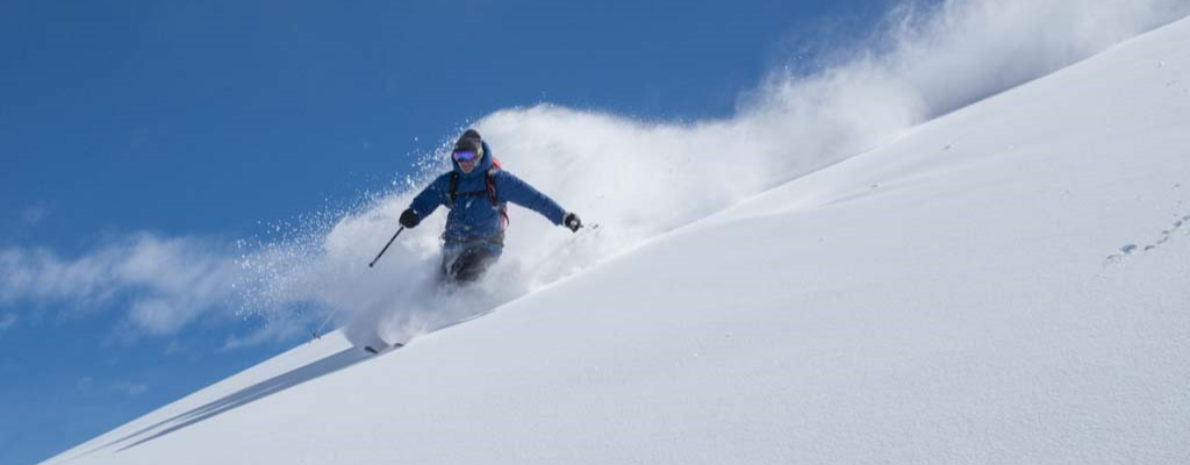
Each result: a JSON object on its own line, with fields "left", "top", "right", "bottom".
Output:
{"left": 47, "top": 16, "right": 1190, "bottom": 465}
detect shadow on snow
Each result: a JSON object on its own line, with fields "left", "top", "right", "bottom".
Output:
{"left": 86, "top": 347, "right": 372, "bottom": 456}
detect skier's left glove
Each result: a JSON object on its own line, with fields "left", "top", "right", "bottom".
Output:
{"left": 563, "top": 212, "right": 582, "bottom": 232}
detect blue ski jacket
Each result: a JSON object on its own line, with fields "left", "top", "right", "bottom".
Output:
{"left": 409, "top": 142, "right": 567, "bottom": 251}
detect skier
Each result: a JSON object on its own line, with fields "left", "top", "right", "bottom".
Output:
{"left": 398, "top": 129, "right": 582, "bottom": 284}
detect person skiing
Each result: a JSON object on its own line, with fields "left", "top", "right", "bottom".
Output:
{"left": 398, "top": 129, "right": 582, "bottom": 284}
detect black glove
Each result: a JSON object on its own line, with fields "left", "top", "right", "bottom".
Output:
{"left": 399, "top": 208, "right": 420, "bottom": 229}
{"left": 563, "top": 212, "right": 582, "bottom": 232}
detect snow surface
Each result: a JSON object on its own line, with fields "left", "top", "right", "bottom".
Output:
{"left": 46, "top": 13, "right": 1190, "bottom": 465}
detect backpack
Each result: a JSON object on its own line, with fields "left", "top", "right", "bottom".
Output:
{"left": 448, "top": 157, "right": 510, "bottom": 229}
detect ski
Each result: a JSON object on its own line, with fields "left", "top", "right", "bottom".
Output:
{"left": 364, "top": 342, "right": 405, "bottom": 355}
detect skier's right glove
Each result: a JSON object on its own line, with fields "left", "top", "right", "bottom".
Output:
{"left": 399, "top": 208, "right": 421, "bottom": 229}
{"left": 563, "top": 212, "right": 582, "bottom": 232}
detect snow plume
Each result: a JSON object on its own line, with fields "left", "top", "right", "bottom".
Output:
{"left": 856, "top": 0, "right": 1190, "bottom": 118}
{"left": 238, "top": 0, "right": 1190, "bottom": 348}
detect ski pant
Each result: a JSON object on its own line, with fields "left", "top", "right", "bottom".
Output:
{"left": 441, "top": 243, "right": 501, "bottom": 284}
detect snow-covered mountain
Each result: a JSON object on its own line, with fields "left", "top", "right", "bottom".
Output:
{"left": 46, "top": 13, "right": 1190, "bottom": 465}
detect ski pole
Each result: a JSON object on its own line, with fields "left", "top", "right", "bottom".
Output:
{"left": 310, "top": 307, "right": 341, "bottom": 341}
{"left": 368, "top": 226, "right": 405, "bottom": 268}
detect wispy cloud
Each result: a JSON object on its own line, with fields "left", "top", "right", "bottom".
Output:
{"left": 0, "top": 312, "right": 16, "bottom": 331}
{"left": 111, "top": 381, "right": 149, "bottom": 397}
{"left": 75, "top": 376, "right": 95, "bottom": 393}
{"left": 21, "top": 203, "right": 50, "bottom": 226}
{"left": 0, "top": 231, "right": 326, "bottom": 347}
{"left": 0, "top": 233, "right": 244, "bottom": 337}
{"left": 74, "top": 376, "right": 150, "bottom": 396}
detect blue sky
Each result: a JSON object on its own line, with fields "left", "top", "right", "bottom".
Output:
{"left": 0, "top": 1, "right": 896, "bottom": 464}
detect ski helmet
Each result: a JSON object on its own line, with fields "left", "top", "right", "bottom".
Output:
{"left": 453, "top": 129, "right": 484, "bottom": 158}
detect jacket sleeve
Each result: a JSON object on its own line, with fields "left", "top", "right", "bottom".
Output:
{"left": 495, "top": 171, "right": 567, "bottom": 225}
{"left": 409, "top": 173, "right": 451, "bottom": 218}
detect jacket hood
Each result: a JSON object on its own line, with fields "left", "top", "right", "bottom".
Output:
{"left": 452, "top": 141, "right": 494, "bottom": 178}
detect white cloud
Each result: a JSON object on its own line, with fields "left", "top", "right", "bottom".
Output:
{"left": 73, "top": 376, "right": 149, "bottom": 396}
{"left": 111, "top": 381, "right": 149, "bottom": 397}
{"left": 0, "top": 233, "right": 244, "bottom": 337}
{"left": 21, "top": 203, "right": 50, "bottom": 226}
{"left": 0, "top": 232, "right": 319, "bottom": 347}
{"left": 0, "top": 313, "right": 16, "bottom": 331}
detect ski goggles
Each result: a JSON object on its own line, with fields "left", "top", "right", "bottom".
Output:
{"left": 452, "top": 149, "right": 481, "bottom": 162}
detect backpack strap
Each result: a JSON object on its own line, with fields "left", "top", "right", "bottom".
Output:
{"left": 448, "top": 172, "right": 460, "bottom": 205}
{"left": 486, "top": 167, "right": 510, "bottom": 229}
